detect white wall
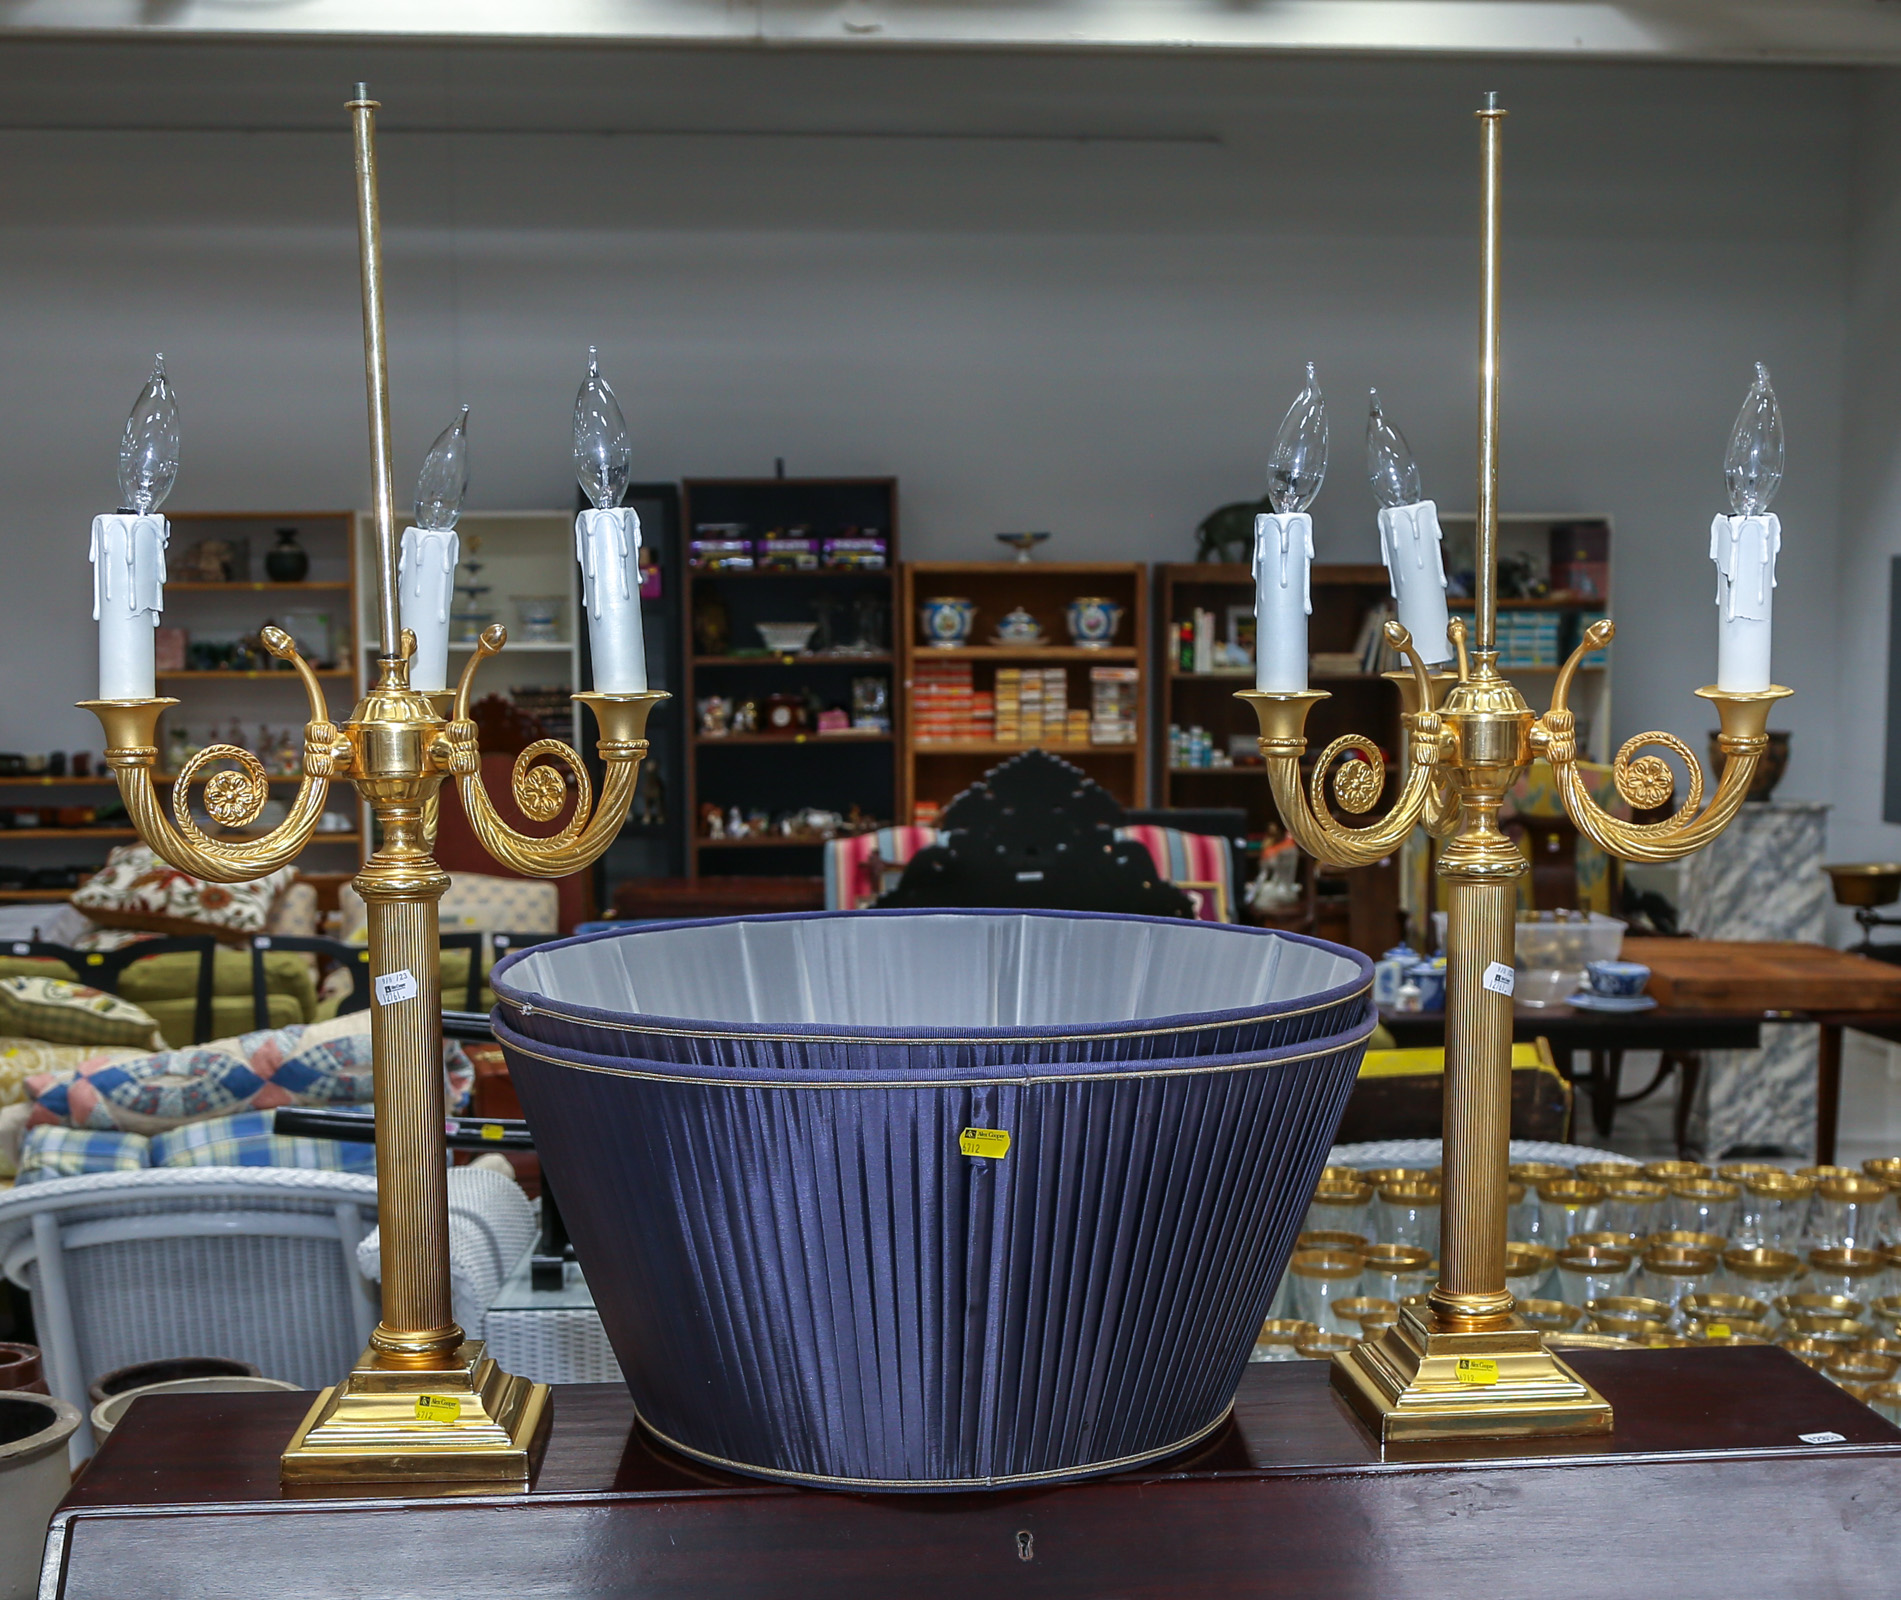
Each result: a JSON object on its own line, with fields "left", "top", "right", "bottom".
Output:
{"left": 1837, "top": 71, "right": 1901, "bottom": 867}
{"left": 0, "top": 40, "right": 1851, "bottom": 804}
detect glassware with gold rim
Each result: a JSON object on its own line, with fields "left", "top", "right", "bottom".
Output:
{"left": 1807, "top": 1246, "right": 1889, "bottom": 1305}
{"left": 1287, "top": 1247, "right": 1366, "bottom": 1332}
{"left": 1361, "top": 1242, "right": 1434, "bottom": 1306}
{"left": 1374, "top": 1178, "right": 1441, "bottom": 1254}
{"left": 1633, "top": 1245, "right": 1719, "bottom": 1321}
{"left": 1738, "top": 1170, "right": 1812, "bottom": 1250}
{"left": 1719, "top": 1246, "right": 1804, "bottom": 1300}
{"left": 1251, "top": 1318, "right": 1316, "bottom": 1362}
{"left": 1556, "top": 1245, "right": 1635, "bottom": 1309}
{"left": 1666, "top": 1177, "right": 1741, "bottom": 1240}
{"left": 1303, "top": 1178, "right": 1375, "bottom": 1240}
{"left": 1538, "top": 1177, "right": 1607, "bottom": 1247}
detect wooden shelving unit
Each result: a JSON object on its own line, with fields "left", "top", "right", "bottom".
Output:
{"left": 682, "top": 479, "right": 900, "bottom": 879}
{"left": 900, "top": 562, "right": 1148, "bottom": 823}
{"left": 0, "top": 511, "right": 365, "bottom": 902}
{"left": 1156, "top": 562, "right": 1399, "bottom": 952}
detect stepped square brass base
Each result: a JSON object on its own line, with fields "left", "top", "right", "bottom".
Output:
{"left": 282, "top": 1339, "right": 550, "bottom": 1485}
{"left": 1330, "top": 1305, "right": 1612, "bottom": 1446}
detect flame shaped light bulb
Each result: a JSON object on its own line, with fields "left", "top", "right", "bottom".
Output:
{"left": 1267, "top": 362, "right": 1328, "bottom": 514}
{"left": 573, "top": 346, "right": 632, "bottom": 512}
{"left": 414, "top": 407, "right": 470, "bottom": 531}
{"left": 118, "top": 355, "right": 180, "bottom": 515}
{"left": 1365, "top": 389, "right": 1422, "bottom": 509}
{"left": 1725, "top": 361, "right": 1783, "bottom": 517}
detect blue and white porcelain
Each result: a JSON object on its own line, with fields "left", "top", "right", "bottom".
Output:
{"left": 1065, "top": 596, "right": 1124, "bottom": 649}
{"left": 919, "top": 596, "right": 976, "bottom": 648}
{"left": 1406, "top": 958, "right": 1447, "bottom": 1013}
{"left": 1373, "top": 942, "right": 1417, "bottom": 1008}
{"left": 1585, "top": 958, "right": 1652, "bottom": 998}
{"left": 992, "top": 607, "right": 1045, "bottom": 646}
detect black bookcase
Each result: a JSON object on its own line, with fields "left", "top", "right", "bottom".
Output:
{"left": 681, "top": 478, "right": 900, "bottom": 880}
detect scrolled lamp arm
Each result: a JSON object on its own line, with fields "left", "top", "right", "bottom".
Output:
{"left": 1239, "top": 621, "right": 1446, "bottom": 869}
{"left": 441, "top": 623, "right": 665, "bottom": 878}
{"left": 1532, "top": 617, "right": 1791, "bottom": 865}
{"left": 79, "top": 626, "right": 343, "bottom": 883}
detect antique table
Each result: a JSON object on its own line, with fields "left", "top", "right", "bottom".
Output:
{"left": 41, "top": 1348, "right": 1901, "bottom": 1599}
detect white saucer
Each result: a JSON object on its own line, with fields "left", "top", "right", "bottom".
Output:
{"left": 1565, "top": 992, "right": 1657, "bottom": 1013}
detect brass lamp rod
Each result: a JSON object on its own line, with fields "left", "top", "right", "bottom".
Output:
{"left": 348, "top": 82, "right": 403, "bottom": 666}
{"left": 1474, "top": 90, "right": 1505, "bottom": 657}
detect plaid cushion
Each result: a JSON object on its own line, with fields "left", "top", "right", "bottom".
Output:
{"left": 15, "top": 1124, "right": 150, "bottom": 1185}
{"left": 0, "top": 976, "right": 165, "bottom": 1049}
{"left": 149, "top": 1109, "right": 376, "bottom": 1174}
{"left": 22, "top": 1012, "right": 472, "bottom": 1135}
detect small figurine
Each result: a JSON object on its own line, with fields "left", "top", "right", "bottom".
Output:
{"left": 701, "top": 802, "right": 725, "bottom": 839}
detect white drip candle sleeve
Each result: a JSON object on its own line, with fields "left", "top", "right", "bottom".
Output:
{"left": 1710, "top": 513, "right": 1779, "bottom": 692}
{"left": 576, "top": 506, "right": 647, "bottom": 693}
{"left": 1377, "top": 499, "right": 1454, "bottom": 665}
{"left": 1254, "top": 512, "right": 1314, "bottom": 692}
{"left": 398, "top": 526, "right": 459, "bottom": 692}
{"left": 90, "top": 513, "right": 168, "bottom": 700}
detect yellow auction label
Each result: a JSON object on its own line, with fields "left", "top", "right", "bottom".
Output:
{"left": 1706, "top": 1323, "right": 1731, "bottom": 1340}
{"left": 959, "top": 1127, "right": 1011, "bottom": 1159}
{"left": 1454, "top": 1358, "right": 1499, "bottom": 1386}
{"left": 414, "top": 1394, "right": 461, "bottom": 1423}
{"left": 480, "top": 1123, "right": 506, "bottom": 1142}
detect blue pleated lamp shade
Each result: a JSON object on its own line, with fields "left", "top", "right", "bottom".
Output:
{"left": 495, "top": 910, "right": 1375, "bottom": 1490}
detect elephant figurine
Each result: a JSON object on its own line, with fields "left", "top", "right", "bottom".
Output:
{"left": 1195, "top": 494, "right": 1274, "bottom": 565}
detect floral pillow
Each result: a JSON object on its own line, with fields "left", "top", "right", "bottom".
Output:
{"left": 0, "top": 976, "right": 165, "bottom": 1050}
{"left": 73, "top": 843, "right": 297, "bottom": 942}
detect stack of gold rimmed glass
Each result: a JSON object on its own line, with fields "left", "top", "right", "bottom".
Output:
{"left": 1261, "top": 1153, "right": 1901, "bottom": 1390}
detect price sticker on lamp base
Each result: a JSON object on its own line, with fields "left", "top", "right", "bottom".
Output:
{"left": 414, "top": 1394, "right": 461, "bottom": 1423}
{"left": 1454, "top": 1357, "right": 1499, "bottom": 1387}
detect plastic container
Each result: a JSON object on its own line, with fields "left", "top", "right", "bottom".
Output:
{"left": 1431, "top": 910, "right": 1624, "bottom": 1000}
{"left": 494, "top": 909, "right": 1377, "bottom": 1491}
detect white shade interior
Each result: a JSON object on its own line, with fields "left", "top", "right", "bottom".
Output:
{"left": 504, "top": 913, "right": 1362, "bottom": 1029}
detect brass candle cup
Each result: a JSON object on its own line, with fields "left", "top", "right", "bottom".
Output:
{"left": 1517, "top": 1298, "right": 1586, "bottom": 1333}
{"left": 1251, "top": 1318, "right": 1316, "bottom": 1363}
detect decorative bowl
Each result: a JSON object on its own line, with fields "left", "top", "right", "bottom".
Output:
{"left": 919, "top": 597, "right": 976, "bottom": 648}
{"left": 755, "top": 621, "right": 819, "bottom": 654}
{"left": 1824, "top": 863, "right": 1901, "bottom": 909}
{"left": 1585, "top": 959, "right": 1651, "bottom": 998}
{"left": 1065, "top": 596, "right": 1123, "bottom": 649}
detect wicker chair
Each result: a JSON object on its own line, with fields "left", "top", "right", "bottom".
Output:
{"left": 0, "top": 1164, "right": 536, "bottom": 1460}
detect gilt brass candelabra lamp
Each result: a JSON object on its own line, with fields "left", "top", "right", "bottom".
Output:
{"left": 80, "top": 91, "right": 664, "bottom": 1484}
{"left": 1246, "top": 99, "right": 1791, "bottom": 1443}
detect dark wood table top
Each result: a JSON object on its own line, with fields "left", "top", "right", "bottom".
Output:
{"left": 47, "top": 1350, "right": 1901, "bottom": 1599}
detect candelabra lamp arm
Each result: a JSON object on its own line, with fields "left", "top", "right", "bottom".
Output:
{"left": 1534, "top": 619, "right": 1791, "bottom": 865}
{"left": 79, "top": 628, "right": 342, "bottom": 884}
{"left": 441, "top": 627, "right": 666, "bottom": 879}
{"left": 1241, "top": 623, "right": 1445, "bottom": 869}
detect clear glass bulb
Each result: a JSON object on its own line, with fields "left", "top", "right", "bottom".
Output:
{"left": 414, "top": 406, "right": 470, "bottom": 531}
{"left": 573, "top": 346, "right": 632, "bottom": 511}
{"left": 118, "top": 354, "right": 180, "bottom": 515}
{"left": 1725, "top": 361, "right": 1783, "bottom": 517}
{"left": 1365, "top": 388, "right": 1422, "bottom": 509}
{"left": 1268, "top": 361, "right": 1328, "bottom": 515}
